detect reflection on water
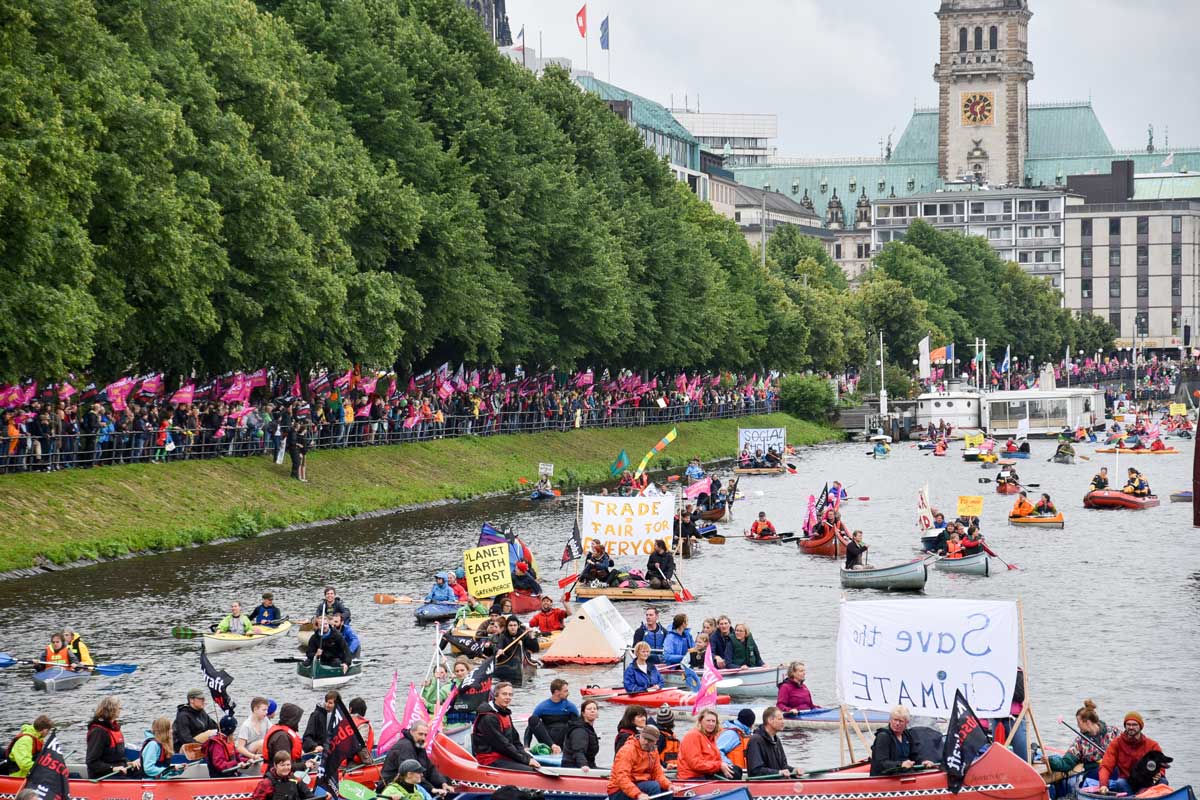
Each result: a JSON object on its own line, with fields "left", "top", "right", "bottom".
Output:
{"left": 0, "top": 441, "right": 1194, "bottom": 780}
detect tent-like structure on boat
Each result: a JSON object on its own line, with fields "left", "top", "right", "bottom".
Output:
{"left": 540, "top": 596, "right": 632, "bottom": 665}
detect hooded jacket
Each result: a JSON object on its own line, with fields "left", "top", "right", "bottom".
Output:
{"left": 425, "top": 574, "right": 457, "bottom": 603}
{"left": 662, "top": 628, "right": 694, "bottom": 665}
{"left": 172, "top": 703, "right": 217, "bottom": 750}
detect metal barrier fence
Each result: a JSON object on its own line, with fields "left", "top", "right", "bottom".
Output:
{"left": 1, "top": 397, "right": 779, "bottom": 474}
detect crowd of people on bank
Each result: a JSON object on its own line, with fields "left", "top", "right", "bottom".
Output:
{"left": 0, "top": 370, "right": 779, "bottom": 475}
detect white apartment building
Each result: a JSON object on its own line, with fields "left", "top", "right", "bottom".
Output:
{"left": 672, "top": 111, "right": 778, "bottom": 166}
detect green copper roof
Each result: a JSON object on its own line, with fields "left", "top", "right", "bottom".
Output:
{"left": 891, "top": 109, "right": 938, "bottom": 162}
{"left": 1027, "top": 102, "right": 1114, "bottom": 157}
{"left": 575, "top": 75, "right": 698, "bottom": 146}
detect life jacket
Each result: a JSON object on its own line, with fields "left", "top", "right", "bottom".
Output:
{"left": 264, "top": 770, "right": 302, "bottom": 800}
{"left": 140, "top": 737, "right": 170, "bottom": 770}
{"left": 946, "top": 540, "right": 963, "bottom": 559}
{"left": 205, "top": 734, "right": 239, "bottom": 776}
{"left": 471, "top": 704, "right": 515, "bottom": 766}
{"left": 88, "top": 720, "right": 125, "bottom": 767}
{"left": 724, "top": 727, "right": 750, "bottom": 770}
{"left": 351, "top": 716, "right": 374, "bottom": 763}
{"left": 1, "top": 732, "right": 42, "bottom": 775}
{"left": 262, "top": 725, "right": 302, "bottom": 768}
{"left": 43, "top": 645, "right": 71, "bottom": 666}
{"left": 658, "top": 732, "right": 680, "bottom": 768}
{"left": 749, "top": 520, "right": 774, "bottom": 536}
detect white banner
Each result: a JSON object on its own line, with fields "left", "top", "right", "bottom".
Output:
{"left": 580, "top": 494, "right": 675, "bottom": 557}
{"left": 835, "top": 599, "right": 1018, "bottom": 718}
{"left": 919, "top": 336, "right": 931, "bottom": 379}
{"left": 737, "top": 427, "right": 787, "bottom": 456}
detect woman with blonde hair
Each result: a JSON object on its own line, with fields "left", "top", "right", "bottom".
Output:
{"left": 622, "top": 641, "right": 662, "bottom": 693}
{"left": 86, "top": 696, "right": 129, "bottom": 778}
{"left": 140, "top": 717, "right": 177, "bottom": 778}
{"left": 676, "top": 709, "right": 734, "bottom": 780}
{"left": 687, "top": 632, "right": 710, "bottom": 669}
{"left": 776, "top": 661, "right": 817, "bottom": 712}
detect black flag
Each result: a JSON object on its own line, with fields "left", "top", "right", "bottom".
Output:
{"left": 23, "top": 732, "right": 70, "bottom": 800}
{"left": 322, "top": 696, "right": 365, "bottom": 790}
{"left": 454, "top": 656, "right": 495, "bottom": 713}
{"left": 814, "top": 482, "right": 830, "bottom": 519}
{"left": 943, "top": 690, "right": 991, "bottom": 793}
{"left": 560, "top": 519, "right": 584, "bottom": 567}
{"left": 200, "top": 644, "right": 236, "bottom": 713}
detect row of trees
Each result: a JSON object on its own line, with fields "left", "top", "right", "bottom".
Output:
{"left": 0, "top": 0, "right": 1111, "bottom": 386}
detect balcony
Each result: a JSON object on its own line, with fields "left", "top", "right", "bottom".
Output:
{"left": 1015, "top": 212, "right": 1058, "bottom": 222}
{"left": 1015, "top": 237, "right": 1063, "bottom": 247}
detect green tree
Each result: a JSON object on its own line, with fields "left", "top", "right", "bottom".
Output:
{"left": 779, "top": 374, "right": 836, "bottom": 421}
{"left": 766, "top": 224, "right": 848, "bottom": 290}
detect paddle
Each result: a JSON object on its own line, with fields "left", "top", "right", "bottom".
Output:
{"left": 977, "top": 477, "right": 1040, "bottom": 488}
{"left": 655, "top": 565, "right": 686, "bottom": 603}
{"left": 660, "top": 565, "right": 695, "bottom": 602}
{"left": 372, "top": 594, "right": 416, "bottom": 604}
{"left": 707, "top": 536, "right": 726, "bottom": 545}
{"left": 0, "top": 653, "right": 137, "bottom": 676}
{"left": 981, "top": 543, "right": 1019, "bottom": 571}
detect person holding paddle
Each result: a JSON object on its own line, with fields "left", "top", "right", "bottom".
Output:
{"left": 749, "top": 512, "right": 777, "bottom": 539}
{"left": 471, "top": 682, "right": 539, "bottom": 771}
{"left": 173, "top": 688, "right": 218, "bottom": 750}
{"left": 646, "top": 540, "right": 675, "bottom": 590}
{"left": 86, "top": 696, "right": 130, "bottom": 778}
{"left": 216, "top": 602, "right": 253, "bottom": 635}
{"left": 249, "top": 593, "right": 282, "bottom": 625}
{"left": 42, "top": 632, "right": 77, "bottom": 669}
{"left": 608, "top": 725, "right": 673, "bottom": 800}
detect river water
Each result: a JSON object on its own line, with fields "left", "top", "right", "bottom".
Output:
{"left": 0, "top": 440, "right": 1195, "bottom": 782}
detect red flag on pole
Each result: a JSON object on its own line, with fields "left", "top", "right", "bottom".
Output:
{"left": 576, "top": 3, "right": 587, "bottom": 37}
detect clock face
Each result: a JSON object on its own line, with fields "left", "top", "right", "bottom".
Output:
{"left": 961, "top": 92, "right": 994, "bottom": 125}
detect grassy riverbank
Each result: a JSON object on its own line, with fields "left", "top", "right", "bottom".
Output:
{"left": 0, "top": 413, "right": 841, "bottom": 574}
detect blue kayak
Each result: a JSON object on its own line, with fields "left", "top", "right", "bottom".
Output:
{"left": 530, "top": 490, "right": 557, "bottom": 500}
{"left": 414, "top": 602, "right": 460, "bottom": 624}
{"left": 32, "top": 666, "right": 91, "bottom": 692}
{"left": 1004, "top": 451, "right": 1030, "bottom": 459}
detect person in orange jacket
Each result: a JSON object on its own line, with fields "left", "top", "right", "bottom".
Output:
{"left": 1096, "top": 712, "right": 1166, "bottom": 794}
{"left": 1010, "top": 491, "right": 1035, "bottom": 518}
{"left": 676, "top": 709, "right": 735, "bottom": 780}
{"left": 607, "top": 726, "right": 672, "bottom": 800}
{"left": 749, "top": 512, "right": 777, "bottom": 538}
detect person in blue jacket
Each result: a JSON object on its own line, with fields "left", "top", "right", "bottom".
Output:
{"left": 330, "top": 611, "right": 361, "bottom": 660}
{"left": 708, "top": 616, "right": 735, "bottom": 668}
{"left": 249, "top": 592, "right": 282, "bottom": 625}
{"left": 623, "top": 642, "right": 663, "bottom": 693}
{"left": 425, "top": 572, "right": 457, "bottom": 603}
{"left": 662, "top": 614, "right": 694, "bottom": 666}
{"left": 632, "top": 607, "right": 668, "bottom": 665}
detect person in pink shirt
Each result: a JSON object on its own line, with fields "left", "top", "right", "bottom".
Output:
{"left": 776, "top": 662, "right": 819, "bottom": 713}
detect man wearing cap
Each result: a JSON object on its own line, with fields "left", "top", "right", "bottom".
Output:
{"left": 527, "top": 595, "right": 569, "bottom": 633}
{"left": 746, "top": 707, "right": 795, "bottom": 778}
{"left": 173, "top": 689, "right": 218, "bottom": 750}
{"left": 250, "top": 594, "right": 283, "bottom": 625}
{"left": 378, "top": 722, "right": 446, "bottom": 795}
{"left": 609, "top": 725, "right": 672, "bottom": 800}
{"left": 380, "top": 759, "right": 432, "bottom": 800}
{"left": 1096, "top": 712, "right": 1166, "bottom": 794}
{"left": 749, "top": 512, "right": 776, "bottom": 538}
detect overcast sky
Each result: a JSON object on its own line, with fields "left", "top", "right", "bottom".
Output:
{"left": 504, "top": 0, "right": 1200, "bottom": 157}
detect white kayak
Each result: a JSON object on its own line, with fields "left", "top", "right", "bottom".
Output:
{"left": 203, "top": 620, "right": 294, "bottom": 653}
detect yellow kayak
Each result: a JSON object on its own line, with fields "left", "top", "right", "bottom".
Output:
{"left": 203, "top": 620, "right": 293, "bottom": 653}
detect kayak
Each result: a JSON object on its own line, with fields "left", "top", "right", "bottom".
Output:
{"left": 719, "top": 705, "right": 892, "bottom": 730}
{"left": 203, "top": 620, "right": 294, "bottom": 653}
{"left": 933, "top": 551, "right": 991, "bottom": 576}
{"left": 963, "top": 449, "right": 996, "bottom": 462}
{"left": 573, "top": 586, "right": 679, "bottom": 601}
{"left": 1003, "top": 451, "right": 1030, "bottom": 459}
{"left": 699, "top": 505, "right": 729, "bottom": 522}
{"left": 580, "top": 686, "right": 730, "bottom": 706}
{"left": 297, "top": 659, "right": 362, "bottom": 689}
{"left": 530, "top": 490, "right": 557, "bottom": 500}
{"left": 871, "top": 450, "right": 890, "bottom": 459}
{"left": 1094, "top": 447, "right": 1178, "bottom": 454}
{"left": 796, "top": 526, "right": 848, "bottom": 557}
{"left": 1171, "top": 490, "right": 1193, "bottom": 503}
{"left": 733, "top": 466, "right": 786, "bottom": 475}
{"left": 1052, "top": 453, "right": 1075, "bottom": 464}
{"left": 744, "top": 532, "right": 785, "bottom": 543}
{"left": 839, "top": 559, "right": 928, "bottom": 592}
{"left": 32, "top": 666, "right": 92, "bottom": 692}
{"left": 1083, "top": 490, "right": 1160, "bottom": 510}
{"left": 1007, "top": 512, "right": 1065, "bottom": 529}
{"left": 429, "top": 729, "right": 1051, "bottom": 800}
{"left": 995, "top": 482, "right": 1021, "bottom": 494}
{"left": 0, "top": 773, "right": 270, "bottom": 800}
{"left": 660, "top": 664, "right": 782, "bottom": 698}
{"left": 415, "top": 602, "right": 462, "bottom": 624}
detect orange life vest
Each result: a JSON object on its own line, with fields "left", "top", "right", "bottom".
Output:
{"left": 262, "top": 724, "right": 302, "bottom": 769}
{"left": 43, "top": 645, "right": 71, "bottom": 666}
{"left": 749, "top": 520, "right": 774, "bottom": 536}
{"left": 725, "top": 728, "right": 749, "bottom": 770}
{"left": 658, "top": 733, "right": 680, "bottom": 768}
{"left": 351, "top": 717, "right": 374, "bottom": 764}
{"left": 946, "top": 540, "right": 963, "bottom": 559}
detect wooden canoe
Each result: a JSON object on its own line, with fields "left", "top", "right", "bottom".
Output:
{"left": 699, "top": 505, "right": 729, "bottom": 522}
{"left": 839, "top": 559, "right": 928, "bottom": 592}
{"left": 732, "top": 466, "right": 786, "bottom": 475}
{"left": 1094, "top": 447, "right": 1178, "bottom": 454}
{"left": 1007, "top": 512, "right": 1065, "bottom": 529}
{"left": 573, "top": 586, "right": 681, "bottom": 601}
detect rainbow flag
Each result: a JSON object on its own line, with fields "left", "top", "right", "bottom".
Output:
{"left": 634, "top": 427, "right": 678, "bottom": 478}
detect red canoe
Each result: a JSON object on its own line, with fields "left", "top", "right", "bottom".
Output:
{"left": 1083, "top": 490, "right": 1160, "bottom": 510}
{"left": 797, "top": 525, "right": 848, "bottom": 557}
{"left": 580, "top": 685, "right": 730, "bottom": 706}
{"left": 995, "top": 482, "right": 1020, "bottom": 494}
{"left": 508, "top": 589, "right": 542, "bottom": 614}
{"left": 430, "top": 730, "right": 1049, "bottom": 800}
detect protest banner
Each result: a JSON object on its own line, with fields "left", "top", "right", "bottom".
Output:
{"left": 538, "top": 462, "right": 554, "bottom": 477}
{"left": 1169, "top": 402, "right": 1187, "bottom": 417}
{"left": 580, "top": 494, "right": 675, "bottom": 557}
{"left": 463, "top": 543, "right": 513, "bottom": 598}
{"left": 737, "top": 427, "right": 787, "bottom": 455}
{"left": 957, "top": 496, "right": 984, "bottom": 517}
{"left": 835, "top": 599, "right": 1019, "bottom": 718}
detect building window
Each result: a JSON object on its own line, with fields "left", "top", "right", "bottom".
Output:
{"left": 1081, "top": 219, "right": 1092, "bottom": 237}
{"left": 734, "top": 211, "right": 741, "bottom": 222}
{"left": 1109, "top": 278, "right": 1120, "bottom": 297}
{"left": 1109, "top": 311, "right": 1122, "bottom": 332}
{"left": 1137, "top": 279, "right": 1148, "bottom": 297}
{"left": 974, "top": 26, "right": 983, "bottom": 49}
{"left": 1018, "top": 200, "right": 1032, "bottom": 213}
{"left": 834, "top": 243, "right": 842, "bottom": 259}
{"left": 1172, "top": 215, "right": 1183, "bottom": 233}
{"left": 1082, "top": 248, "right": 1093, "bottom": 268}
{"left": 1081, "top": 278, "right": 1092, "bottom": 299}
{"left": 1173, "top": 312, "right": 1182, "bottom": 335}
{"left": 1018, "top": 251, "right": 1030, "bottom": 263}
{"left": 1109, "top": 249, "right": 1121, "bottom": 267}
{"left": 923, "top": 203, "right": 937, "bottom": 216}
{"left": 1136, "top": 216, "right": 1149, "bottom": 235}
{"left": 1137, "top": 245, "right": 1148, "bottom": 266}
{"left": 1035, "top": 199, "right": 1050, "bottom": 213}
{"left": 1173, "top": 244, "right": 1183, "bottom": 266}
{"left": 959, "top": 27, "right": 968, "bottom": 52}
{"left": 970, "top": 201, "right": 984, "bottom": 215}
{"left": 989, "top": 25, "right": 998, "bottom": 49}
{"left": 857, "top": 243, "right": 870, "bottom": 259}
{"left": 1173, "top": 275, "right": 1182, "bottom": 296}
{"left": 1109, "top": 217, "right": 1121, "bottom": 236}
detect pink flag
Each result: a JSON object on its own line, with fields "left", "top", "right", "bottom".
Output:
{"left": 334, "top": 369, "right": 353, "bottom": 390}
{"left": 403, "top": 408, "right": 421, "bottom": 429}
{"left": 221, "top": 374, "right": 248, "bottom": 403}
{"left": 170, "top": 383, "right": 195, "bottom": 405}
{"left": 684, "top": 477, "right": 712, "bottom": 500}
{"left": 691, "top": 641, "right": 721, "bottom": 715}
{"left": 802, "top": 494, "right": 817, "bottom": 535}
{"left": 290, "top": 374, "right": 301, "bottom": 398}
{"left": 355, "top": 403, "right": 370, "bottom": 419}
{"left": 138, "top": 374, "right": 163, "bottom": 396}
{"left": 360, "top": 375, "right": 378, "bottom": 396}
{"left": 408, "top": 376, "right": 417, "bottom": 394}
{"left": 0, "top": 385, "right": 19, "bottom": 408}
{"left": 470, "top": 370, "right": 480, "bottom": 389}
{"left": 387, "top": 378, "right": 397, "bottom": 398}
{"left": 57, "top": 382, "right": 77, "bottom": 401}
{"left": 399, "top": 682, "right": 430, "bottom": 732}
{"left": 105, "top": 377, "right": 134, "bottom": 411}
{"left": 248, "top": 368, "right": 269, "bottom": 388}
{"left": 426, "top": 686, "right": 458, "bottom": 752}
{"left": 229, "top": 404, "right": 255, "bottom": 422}
{"left": 437, "top": 382, "right": 453, "bottom": 401}
{"left": 675, "top": 373, "right": 688, "bottom": 393}
{"left": 377, "top": 671, "right": 404, "bottom": 753}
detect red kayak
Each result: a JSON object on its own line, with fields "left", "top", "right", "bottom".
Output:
{"left": 995, "top": 482, "right": 1020, "bottom": 494}
{"left": 508, "top": 590, "right": 542, "bottom": 614}
{"left": 580, "top": 685, "right": 730, "bottom": 706}
{"left": 1083, "top": 490, "right": 1160, "bottom": 510}
{"left": 430, "top": 730, "right": 1049, "bottom": 800}
{"left": 797, "top": 525, "right": 849, "bottom": 557}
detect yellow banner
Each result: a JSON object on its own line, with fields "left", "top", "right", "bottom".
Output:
{"left": 1169, "top": 403, "right": 1187, "bottom": 417}
{"left": 463, "top": 543, "right": 514, "bottom": 599}
{"left": 963, "top": 432, "right": 984, "bottom": 448}
{"left": 957, "top": 495, "right": 984, "bottom": 517}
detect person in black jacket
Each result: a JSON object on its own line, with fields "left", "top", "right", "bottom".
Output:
{"left": 561, "top": 699, "right": 600, "bottom": 770}
{"left": 301, "top": 691, "right": 340, "bottom": 753}
{"left": 870, "top": 706, "right": 936, "bottom": 776}
{"left": 303, "top": 619, "right": 350, "bottom": 672}
{"left": 173, "top": 689, "right": 218, "bottom": 750}
{"left": 314, "top": 587, "right": 351, "bottom": 625}
{"left": 746, "top": 708, "right": 795, "bottom": 777}
{"left": 378, "top": 723, "right": 447, "bottom": 794}
{"left": 287, "top": 419, "right": 309, "bottom": 481}
{"left": 86, "top": 697, "right": 130, "bottom": 778}
{"left": 470, "top": 683, "right": 538, "bottom": 771}
{"left": 646, "top": 540, "right": 676, "bottom": 589}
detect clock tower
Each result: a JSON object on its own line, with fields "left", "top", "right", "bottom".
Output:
{"left": 934, "top": 0, "right": 1034, "bottom": 186}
